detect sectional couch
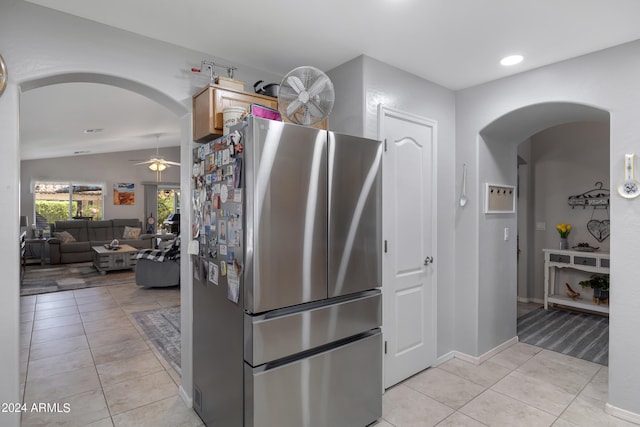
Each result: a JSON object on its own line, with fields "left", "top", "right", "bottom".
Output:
{"left": 48, "top": 219, "right": 153, "bottom": 264}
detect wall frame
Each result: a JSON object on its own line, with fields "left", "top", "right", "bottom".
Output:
{"left": 485, "top": 183, "right": 516, "bottom": 214}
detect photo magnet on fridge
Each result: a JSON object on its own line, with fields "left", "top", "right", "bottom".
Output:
{"left": 209, "top": 262, "right": 218, "bottom": 285}
{"left": 233, "top": 158, "right": 242, "bottom": 189}
{"left": 220, "top": 185, "right": 228, "bottom": 203}
{"left": 218, "top": 219, "right": 227, "bottom": 244}
{"left": 220, "top": 261, "right": 227, "bottom": 277}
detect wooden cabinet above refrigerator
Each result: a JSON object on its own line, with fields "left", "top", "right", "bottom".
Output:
{"left": 192, "top": 84, "right": 327, "bottom": 142}
{"left": 192, "top": 85, "right": 278, "bottom": 142}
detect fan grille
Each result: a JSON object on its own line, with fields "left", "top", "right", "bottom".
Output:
{"left": 278, "top": 66, "right": 335, "bottom": 126}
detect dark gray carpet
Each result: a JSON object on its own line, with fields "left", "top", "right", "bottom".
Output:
{"left": 132, "top": 306, "right": 181, "bottom": 373}
{"left": 21, "top": 262, "right": 135, "bottom": 296}
{"left": 518, "top": 307, "right": 608, "bottom": 365}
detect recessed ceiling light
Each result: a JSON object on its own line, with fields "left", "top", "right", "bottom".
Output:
{"left": 83, "top": 128, "right": 103, "bottom": 134}
{"left": 500, "top": 55, "right": 523, "bottom": 66}
{"left": 74, "top": 150, "right": 91, "bottom": 155}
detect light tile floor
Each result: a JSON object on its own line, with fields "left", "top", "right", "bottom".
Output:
{"left": 20, "top": 287, "right": 635, "bottom": 427}
{"left": 20, "top": 282, "right": 202, "bottom": 427}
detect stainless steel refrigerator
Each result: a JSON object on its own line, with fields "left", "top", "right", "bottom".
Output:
{"left": 192, "top": 117, "right": 382, "bottom": 427}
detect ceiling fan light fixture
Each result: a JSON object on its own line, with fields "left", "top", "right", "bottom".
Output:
{"left": 148, "top": 161, "right": 167, "bottom": 172}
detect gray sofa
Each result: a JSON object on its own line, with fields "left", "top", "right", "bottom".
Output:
{"left": 49, "top": 219, "right": 153, "bottom": 264}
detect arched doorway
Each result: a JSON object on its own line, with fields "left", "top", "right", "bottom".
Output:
{"left": 478, "top": 101, "right": 610, "bottom": 341}
{"left": 17, "top": 73, "right": 193, "bottom": 416}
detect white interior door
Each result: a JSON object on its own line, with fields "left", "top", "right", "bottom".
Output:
{"left": 379, "top": 105, "right": 437, "bottom": 388}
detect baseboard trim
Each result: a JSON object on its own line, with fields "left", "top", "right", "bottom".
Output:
{"left": 606, "top": 403, "right": 640, "bottom": 424}
{"left": 451, "top": 336, "right": 519, "bottom": 365}
{"left": 434, "top": 351, "right": 456, "bottom": 367}
{"left": 178, "top": 386, "right": 192, "bottom": 408}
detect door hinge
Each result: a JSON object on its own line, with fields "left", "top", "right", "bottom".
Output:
{"left": 384, "top": 240, "right": 388, "bottom": 253}
{"left": 384, "top": 341, "right": 388, "bottom": 354}
{"left": 384, "top": 138, "right": 387, "bottom": 152}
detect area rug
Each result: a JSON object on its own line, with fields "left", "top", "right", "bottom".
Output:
{"left": 132, "top": 306, "right": 181, "bottom": 373}
{"left": 517, "top": 307, "right": 608, "bottom": 365}
{"left": 21, "top": 262, "right": 135, "bottom": 296}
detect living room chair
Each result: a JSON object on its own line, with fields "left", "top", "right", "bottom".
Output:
{"left": 135, "top": 237, "right": 180, "bottom": 288}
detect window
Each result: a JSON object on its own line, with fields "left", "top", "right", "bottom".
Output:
{"left": 157, "top": 187, "right": 180, "bottom": 232}
{"left": 34, "top": 182, "right": 104, "bottom": 232}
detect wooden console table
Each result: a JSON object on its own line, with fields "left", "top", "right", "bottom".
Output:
{"left": 543, "top": 248, "right": 610, "bottom": 314}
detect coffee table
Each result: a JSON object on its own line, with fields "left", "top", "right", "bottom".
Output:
{"left": 92, "top": 244, "right": 139, "bottom": 275}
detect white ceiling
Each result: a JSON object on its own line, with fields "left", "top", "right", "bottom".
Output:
{"left": 20, "top": 0, "right": 640, "bottom": 159}
{"left": 20, "top": 83, "right": 180, "bottom": 160}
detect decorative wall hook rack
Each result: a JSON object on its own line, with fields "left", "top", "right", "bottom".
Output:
{"left": 567, "top": 181, "right": 610, "bottom": 209}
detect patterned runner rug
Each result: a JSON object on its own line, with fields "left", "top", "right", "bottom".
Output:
{"left": 21, "top": 262, "right": 135, "bottom": 296}
{"left": 132, "top": 306, "right": 181, "bottom": 373}
{"left": 517, "top": 307, "right": 608, "bottom": 365}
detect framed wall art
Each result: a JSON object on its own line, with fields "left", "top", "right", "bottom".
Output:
{"left": 114, "top": 182, "right": 135, "bottom": 205}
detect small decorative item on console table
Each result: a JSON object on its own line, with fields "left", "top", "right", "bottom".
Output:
{"left": 543, "top": 248, "right": 609, "bottom": 314}
{"left": 556, "top": 223, "right": 572, "bottom": 249}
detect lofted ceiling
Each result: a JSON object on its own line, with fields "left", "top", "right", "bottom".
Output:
{"left": 19, "top": 0, "right": 640, "bottom": 159}
{"left": 20, "top": 83, "right": 181, "bottom": 160}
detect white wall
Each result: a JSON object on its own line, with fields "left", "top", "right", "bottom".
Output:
{"left": 0, "top": 2, "right": 282, "bottom": 425}
{"left": 530, "top": 122, "right": 610, "bottom": 301}
{"left": 326, "top": 56, "right": 365, "bottom": 137}
{"left": 456, "top": 40, "right": 640, "bottom": 417}
{"left": 329, "top": 55, "right": 457, "bottom": 358}
{"left": 20, "top": 147, "right": 181, "bottom": 223}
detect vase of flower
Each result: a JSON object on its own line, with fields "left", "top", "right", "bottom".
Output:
{"left": 556, "top": 223, "right": 572, "bottom": 250}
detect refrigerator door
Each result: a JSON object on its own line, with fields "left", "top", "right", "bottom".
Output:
{"left": 245, "top": 118, "right": 328, "bottom": 313}
{"left": 328, "top": 132, "right": 382, "bottom": 297}
{"left": 245, "top": 330, "right": 382, "bottom": 427}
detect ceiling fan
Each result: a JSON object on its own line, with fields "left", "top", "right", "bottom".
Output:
{"left": 132, "top": 134, "right": 180, "bottom": 181}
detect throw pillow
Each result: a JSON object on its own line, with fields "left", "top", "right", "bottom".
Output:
{"left": 53, "top": 231, "right": 76, "bottom": 243}
{"left": 122, "top": 226, "right": 141, "bottom": 239}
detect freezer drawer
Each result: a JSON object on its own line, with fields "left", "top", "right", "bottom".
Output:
{"left": 244, "top": 290, "right": 381, "bottom": 366}
{"left": 245, "top": 330, "right": 382, "bottom": 427}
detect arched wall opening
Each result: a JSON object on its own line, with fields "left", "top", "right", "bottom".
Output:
{"left": 21, "top": 72, "right": 189, "bottom": 116}
{"left": 16, "top": 71, "right": 194, "bottom": 407}
{"left": 475, "top": 101, "right": 610, "bottom": 354}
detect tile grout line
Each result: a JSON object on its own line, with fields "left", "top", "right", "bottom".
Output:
{"left": 74, "top": 289, "right": 116, "bottom": 425}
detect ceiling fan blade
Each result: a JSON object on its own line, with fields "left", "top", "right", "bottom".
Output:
{"left": 133, "top": 160, "right": 154, "bottom": 166}
{"left": 164, "top": 160, "right": 181, "bottom": 166}
{"left": 287, "top": 76, "right": 305, "bottom": 94}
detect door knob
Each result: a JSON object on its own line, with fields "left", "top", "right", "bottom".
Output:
{"left": 424, "top": 256, "right": 434, "bottom": 266}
